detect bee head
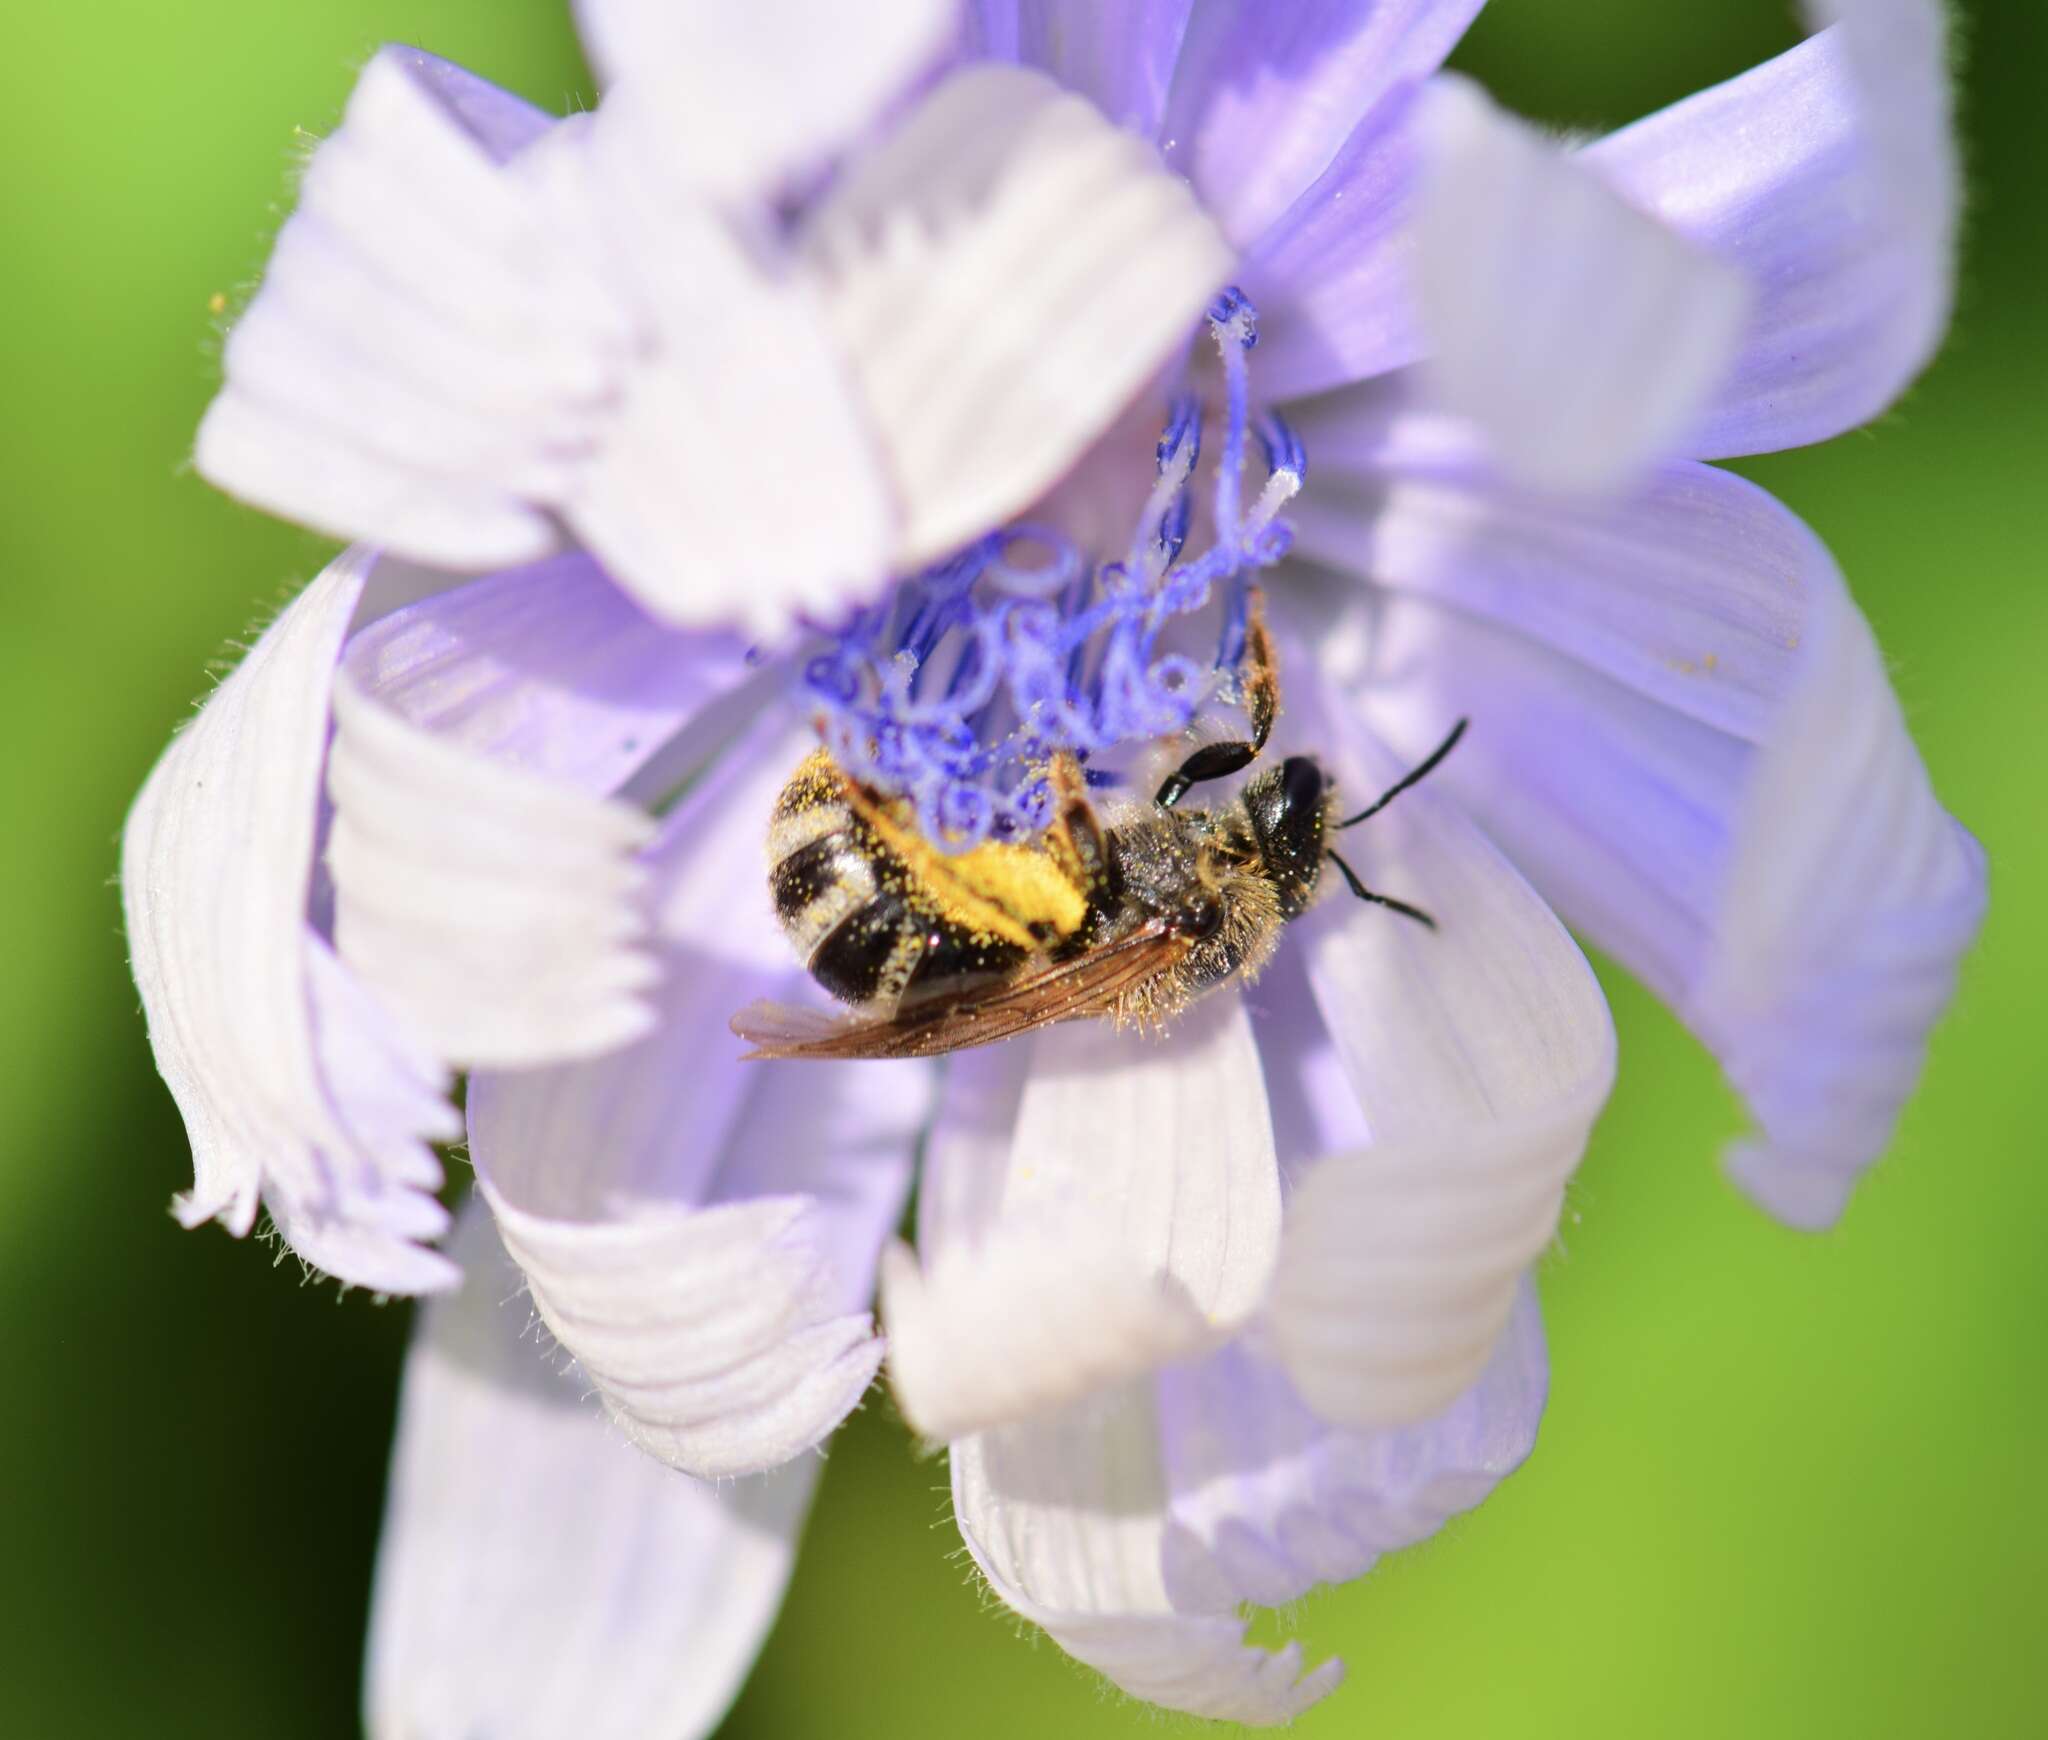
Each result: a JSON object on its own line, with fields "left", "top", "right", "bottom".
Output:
{"left": 1241, "top": 755, "right": 1331, "bottom": 915}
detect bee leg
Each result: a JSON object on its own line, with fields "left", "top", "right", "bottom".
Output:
{"left": 1155, "top": 591, "right": 1278, "bottom": 808}
{"left": 1045, "top": 753, "right": 1114, "bottom": 902}
{"left": 1328, "top": 850, "right": 1437, "bottom": 929}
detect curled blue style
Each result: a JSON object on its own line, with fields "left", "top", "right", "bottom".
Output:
{"left": 802, "top": 290, "right": 1304, "bottom": 851}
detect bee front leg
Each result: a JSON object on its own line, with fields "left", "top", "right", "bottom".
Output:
{"left": 1154, "top": 589, "right": 1278, "bottom": 808}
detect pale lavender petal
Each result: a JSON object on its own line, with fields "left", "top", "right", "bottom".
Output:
{"left": 324, "top": 669, "right": 661, "bottom": 1069}
{"left": 120, "top": 548, "right": 460, "bottom": 1292}
{"left": 1158, "top": 0, "right": 1484, "bottom": 245}
{"left": 1292, "top": 416, "right": 1985, "bottom": 1225}
{"left": 572, "top": 0, "right": 955, "bottom": 199}
{"left": 1243, "top": 80, "right": 1425, "bottom": 401}
{"left": 340, "top": 549, "right": 753, "bottom": 798}
{"left": 471, "top": 716, "right": 930, "bottom": 1477}
{"left": 801, "top": 62, "right": 1230, "bottom": 568}
{"left": 1160, "top": 1281, "right": 1545, "bottom": 1606}
{"left": 884, "top": 994, "right": 1280, "bottom": 1442}
{"left": 1584, "top": 8, "right": 1958, "bottom": 457}
{"left": 981, "top": 0, "right": 1194, "bottom": 136}
{"left": 367, "top": 1203, "right": 817, "bottom": 1740}
{"left": 1412, "top": 76, "right": 1751, "bottom": 496}
{"left": 1262, "top": 663, "right": 1615, "bottom": 1426}
{"left": 953, "top": 1384, "right": 1343, "bottom": 1724}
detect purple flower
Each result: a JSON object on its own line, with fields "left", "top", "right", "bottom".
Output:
{"left": 124, "top": 0, "right": 1985, "bottom": 1728}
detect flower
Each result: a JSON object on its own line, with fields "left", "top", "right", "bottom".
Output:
{"left": 123, "top": 0, "right": 1985, "bottom": 1730}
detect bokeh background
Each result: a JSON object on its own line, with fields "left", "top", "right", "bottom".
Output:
{"left": 4, "top": 2, "right": 2042, "bottom": 1734}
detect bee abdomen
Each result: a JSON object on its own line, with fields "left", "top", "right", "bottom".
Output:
{"left": 770, "top": 824, "right": 874, "bottom": 950}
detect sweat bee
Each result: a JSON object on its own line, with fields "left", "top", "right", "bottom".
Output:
{"left": 731, "top": 610, "right": 1465, "bottom": 1061}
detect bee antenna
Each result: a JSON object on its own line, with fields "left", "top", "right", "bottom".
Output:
{"left": 1335, "top": 718, "right": 1468, "bottom": 830}
{"left": 1327, "top": 850, "right": 1436, "bottom": 928}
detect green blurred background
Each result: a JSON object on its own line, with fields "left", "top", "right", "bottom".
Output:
{"left": 3, "top": 2, "right": 2041, "bottom": 1734}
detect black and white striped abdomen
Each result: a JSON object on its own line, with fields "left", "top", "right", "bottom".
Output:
{"left": 765, "top": 753, "right": 1029, "bottom": 1013}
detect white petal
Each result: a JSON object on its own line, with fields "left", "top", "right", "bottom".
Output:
{"left": 1294, "top": 420, "right": 1983, "bottom": 1227}
{"left": 470, "top": 720, "right": 930, "bottom": 1478}
{"left": 573, "top": 0, "right": 956, "bottom": 199}
{"left": 1160, "top": 1279, "right": 1546, "bottom": 1606}
{"left": 120, "top": 548, "right": 460, "bottom": 1292}
{"left": 1266, "top": 670, "right": 1615, "bottom": 1426}
{"left": 1584, "top": 8, "right": 1958, "bottom": 455}
{"left": 197, "top": 51, "right": 899, "bottom": 639}
{"left": 885, "top": 993, "right": 1281, "bottom": 1441}
{"left": 1413, "top": 76, "right": 1752, "bottom": 495}
{"left": 368, "top": 1204, "right": 816, "bottom": 1740}
{"left": 558, "top": 110, "right": 897, "bottom": 636}
{"left": 195, "top": 50, "right": 622, "bottom": 569}
{"left": 954, "top": 1385, "right": 1342, "bottom": 1725}
{"left": 324, "top": 670, "right": 660, "bottom": 1069}
{"left": 803, "top": 62, "right": 1232, "bottom": 566}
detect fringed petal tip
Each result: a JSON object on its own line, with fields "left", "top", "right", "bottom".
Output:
{"left": 1297, "top": 411, "right": 1982, "bottom": 1233}
{"left": 122, "top": 549, "right": 463, "bottom": 1296}
{"left": 368, "top": 1203, "right": 818, "bottom": 1740}
{"left": 1163, "top": 1281, "right": 1549, "bottom": 1610}
{"left": 881, "top": 1235, "right": 1212, "bottom": 1445}
{"left": 803, "top": 60, "right": 1233, "bottom": 568}
{"left": 1706, "top": 820, "right": 1987, "bottom": 1233}
{"left": 466, "top": 731, "right": 924, "bottom": 1480}
{"left": 885, "top": 998, "right": 1280, "bottom": 1442}
{"left": 481, "top": 1184, "right": 891, "bottom": 1481}
{"left": 1266, "top": 1089, "right": 1602, "bottom": 1429}
{"left": 954, "top": 1388, "right": 1343, "bottom": 1727}
{"left": 326, "top": 671, "right": 663, "bottom": 1070}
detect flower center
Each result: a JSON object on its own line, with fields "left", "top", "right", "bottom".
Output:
{"left": 802, "top": 287, "right": 1305, "bottom": 851}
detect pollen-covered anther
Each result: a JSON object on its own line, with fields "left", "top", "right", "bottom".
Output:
{"left": 803, "top": 287, "right": 1307, "bottom": 853}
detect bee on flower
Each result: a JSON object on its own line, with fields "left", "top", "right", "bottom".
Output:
{"left": 124, "top": 0, "right": 1983, "bottom": 1730}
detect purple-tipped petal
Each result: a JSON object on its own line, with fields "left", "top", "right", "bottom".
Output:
{"left": 801, "top": 63, "right": 1231, "bottom": 569}
{"left": 470, "top": 718, "right": 929, "bottom": 1478}
{"left": 1262, "top": 672, "right": 1613, "bottom": 1425}
{"left": 1412, "top": 77, "right": 1752, "bottom": 496}
{"left": 572, "top": 0, "right": 956, "bottom": 199}
{"left": 973, "top": 0, "right": 1193, "bottom": 136}
{"left": 1585, "top": 5, "right": 1958, "bottom": 457}
{"left": 884, "top": 994, "right": 1280, "bottom": 1441}
{"left": 953, "top": 1385, "right": 1344, "bottom": 1725}
{"left": 1158, "top": 0, "right": 1485, "bottom": 246}
{"left": 385, "top": 46, "right": 556, "bottom": 163}
{"left": 367, "top": 1204, "right": 818, "bottom": 1740}
{"left": 1160, "top": 1281, "right": 1546, "bottom": 1606}
{"left": 1291, "top": 414, "right": 1984, "bottom": 1225}
{"left": 121, "top": 549, "right": 460, "bottom": 1292}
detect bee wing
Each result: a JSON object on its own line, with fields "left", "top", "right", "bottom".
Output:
{"left": 729, "top": 922, "right": 1191, "bottom": 1061}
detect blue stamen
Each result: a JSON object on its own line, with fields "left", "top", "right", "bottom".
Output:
{"left": 802, "top": 286, "right": 1304, "bottom": 851}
